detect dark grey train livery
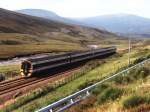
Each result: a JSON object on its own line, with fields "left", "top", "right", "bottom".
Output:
{"left": 21, "top": 47, "right": 116, "bottom": 77}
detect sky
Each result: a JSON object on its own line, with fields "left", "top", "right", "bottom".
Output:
{"left": 0, "top": 0, "right": 150, "bottom": 18}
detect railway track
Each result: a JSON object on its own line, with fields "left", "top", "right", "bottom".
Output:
{"left": 0, "top": 67, "right": 80, "bottom": 97}
{"left": 0, "top": 77, "right": 37, "bottom": 92}
{"left": 0, "top": 47, "right": 116, "bottom": 105}
{"left": 0, "top": 76, "right": 52, "bottom": 95}
{"left": 0, "top": 77, "right": 24, "bottom": 85}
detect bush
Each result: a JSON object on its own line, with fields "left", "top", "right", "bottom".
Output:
{"left": 92, "top": 84, "right": 109, "bottom": 95}
{"left": 77, "top": 79, "right": 99, "bottom": 90}
{"left": 146, "top": 54, "right": 150, "bottom": 59}
{"left": 85, "top": 60, "right": 105, "bottom": 70}
{"left": 97, "top": 87, "right": 123, "bottom": 104}
{"left": 79, "top": 95, "right": 96, "bottom": 109}
{"left": 132, "top": 67, "right": 149, "bottom": 79}
{"left": 0, "top": 73, "right": 5, "bottom": 82}
{"left": 133, "top": 54, "right": 150, "bottom": 65}
{"left": 133, "top": 56, "right": 148, "bottom": 64}
{"left": 113, "top": 74, "right": 131, "bottom": 84}
{"left": 145, "top": 97, "right": 150, "bottom": 104}
{"left": 113, "top": 66, "right": 150, "bottom": 84}
{"left": 3, "top": 71, "right": 19, "bottom": 80}
{"left": 68, "top": 95, "right": 97, "bottom": 112}
{"left": 2, "top": 60, "right": 102, "bottom": 112}
{"left": 1, "top": 40, "right": 22, "bottom": 45}
{"left": 122, "top": 95, "right": 145, "bottom": 109}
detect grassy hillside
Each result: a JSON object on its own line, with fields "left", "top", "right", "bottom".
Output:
{"left": 76, "top": 14, "right": 150, "bottom": 36}
{"left": 69, "top": 63, "right": 150, "bottom": 112}
{"left": 0, "top": 33, "right": 84, "bottom": 59}
{"left": 1, "top": 44, "right": 149, "bottom": 112}
{"left": 0, "top": 8, "right": 120, "bottom": 59}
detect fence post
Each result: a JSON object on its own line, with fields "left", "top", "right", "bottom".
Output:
{"left": 70, "top": 99, "right": 74, "bottom": 104}
{"left": 86, "top": 91, "right": 90, "bottom": 96}
{"left": 37, "top": 58, "right": 150, "bottom": 112}
{"left": 49, "top": 109, "right": 53, "bottom": 112}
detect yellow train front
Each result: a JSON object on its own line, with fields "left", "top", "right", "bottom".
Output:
{"left": 21, "top": 61, "right": 33, "bottom": 77}
{"left": 21, "top": 53, "right": 71, "bottom": 77}
{"left": 20, "top": 47, "right": 116, "bottom": 77}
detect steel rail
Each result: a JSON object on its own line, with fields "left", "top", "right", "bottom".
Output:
{"left": 37, "top": 58, "right": 150, "bottom": 112}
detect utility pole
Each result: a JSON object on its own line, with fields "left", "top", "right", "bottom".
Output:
{"left": 128, "top": 38, "right": 131, "bottom": 67}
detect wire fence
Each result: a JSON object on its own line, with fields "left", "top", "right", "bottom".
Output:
{"left": 37, "top": 58, "right": 150, "bottom": 112}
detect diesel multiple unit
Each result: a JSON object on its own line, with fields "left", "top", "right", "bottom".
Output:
{"left": 21, "top": 47, "right": 116, "bottom": 77}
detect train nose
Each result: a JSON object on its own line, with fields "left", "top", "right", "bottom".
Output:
{"left": 21, "top": 61, "right": 32, "bottom": 77}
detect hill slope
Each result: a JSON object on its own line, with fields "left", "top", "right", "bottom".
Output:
{"left": 17, "top": 9, "right": 59, "bottom": 20}
{"left": 15, "top": 10, "right": 150, "bottom": 38}
{"left": 16, "top": 9, "right": 86, "bottom": 26}
{"left": 16, "top": 9, "right": 65, "bottom": 23}
{"left": 76, "top": 14, "right": 150, "bottom": 37}
{"left": 0, "top": 8, "right": 118, "bottom": 41}
{"left": 0, "top": 8, "right": 119, "bottom": 59}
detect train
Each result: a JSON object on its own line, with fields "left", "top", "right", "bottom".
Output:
{"left": 21, "top": 46, "right": 116, "bottom": 77}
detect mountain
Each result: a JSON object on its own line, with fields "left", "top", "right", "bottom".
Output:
{"left": 0, "top": 8, "right": 119, "bottom": 59}
{"left": 15, "top": 10, "right": 150, "bottom": 38}
{"left": 17, "top": 9, "right": 62, "bottom": 21}
{"left": 75, "top": 14, "right": 150, "bottom": 37}
{"left": 16, "top": 9, "right": 86, "bottom": 26}
{"left": 0, "top": 8, "right": 117, "bottom": 40}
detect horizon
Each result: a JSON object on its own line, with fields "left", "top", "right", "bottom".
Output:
{"left": 1, "top": 8, "right": 150, "bottom": 20}
{"left": 0, "top": 0, "right": 150, "bottom": 18}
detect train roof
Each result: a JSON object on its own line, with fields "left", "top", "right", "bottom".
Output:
{"left": 24, "top": 47, "right": 116, "bottom": 63}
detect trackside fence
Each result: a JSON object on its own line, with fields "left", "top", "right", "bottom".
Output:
{"left": 37, "top": 58, "right": 150, "bottom": 112}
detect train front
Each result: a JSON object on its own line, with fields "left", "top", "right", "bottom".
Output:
{"left": 21, "top": 60, "right": 33, "bottom": 77}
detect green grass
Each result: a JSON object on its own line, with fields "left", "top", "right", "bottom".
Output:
{"left": 0, "top": 33, "right": 86, "bottom": 59}
{"left": 0, "top": 64, "right": 20, "bottom": 80}
{"left": 68, "top": 58, "right": 150, "bottom": 112}
{"left": 122, "top": 95, "right": 147, "bottom": 109}
{"left": 1, "top": 61, "right": 101, "bottom": 112}
{"left": 0, "top": 48, "right": 148, "bottom": 112}
{"left": 113, "top": 66, "right": 150, "bottom": 85}
{"left": 0, "top": 42, "right": 149, "bottom": 112}
{"left": 97, "top": 87, "right": 123, "bottom": 104}
{"left": 0, "top": 43, "right": 84, "bottom": 59}
{"left": 0, "top": 32, "right": 144, "bottom": 59}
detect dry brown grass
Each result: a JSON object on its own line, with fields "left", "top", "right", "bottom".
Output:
{"left": 0, "top": 40, "right": 84, "bottom": 59}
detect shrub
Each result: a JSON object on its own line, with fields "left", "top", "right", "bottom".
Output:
{"left": 133, "top": 54, "right": 150, "bottom": 65}
{"left": 133, "top": 57, "right": 146, "bottom": 64}
{"left": 0, "top": 73, "right": 5, "bottom": 82}
{"left": 113, "top": 74, "right": 131, "bottom": 84}
{"left": 3, "top": 71, "right": 19, "bottom": 80}
{"left": 132, "top": 67, "right": 149, "bottom": 79}
{"left": 1, "top": 40, "right": 22, "bottom": 45}
{"left": 77, "top": 79, "right": 99, "bottom": 90}
{"left": 85, "top": 60, "right": 105, "bottom": 70}
{"left": 68, "top": 95, "right": 97, "bottom": 112}
{"left": 97, "top": 87, "right": 123, "bottom": 104}
{"left": 122, "top": 95, "right": 145, "bottom": 109}
{"left": 2, "top": 60, "right": 102, "bottom": 112}
{"left": 113, "top": 66, "right": 150, "bottom": 84}
{"left": 144, "top": 94, "right": 150, "bottom": 104}
{"left": 92, "top": 84, "right": 109, "bottom": 95}
{"left": 78, "top": 95, "right": 97, "bottom": 109}
{"left": 146, "top": 54, "right": 150, "bottom": 59}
